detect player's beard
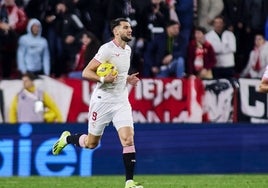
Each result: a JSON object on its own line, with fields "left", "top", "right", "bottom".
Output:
{"left": 121, "top": 35, "right": 132, "bottom": 42}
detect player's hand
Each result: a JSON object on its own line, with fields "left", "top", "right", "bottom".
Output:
{"left": 104, "top": 73, "right": 117, "bottom": 83}
{"left": 127, "top": 72, "right": 140, "bottom": 86}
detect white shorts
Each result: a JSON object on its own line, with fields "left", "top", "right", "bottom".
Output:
{"left": 88, "top": 101, "right": 134, "bottom": 136}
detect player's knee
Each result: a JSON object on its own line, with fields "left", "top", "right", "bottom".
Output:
{"left": 122, "top": 137, "right": 134, "bottom": 146}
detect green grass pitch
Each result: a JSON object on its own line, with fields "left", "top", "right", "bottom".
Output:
{"left": 1, "top": 174, "right": 268, "bottom": 188}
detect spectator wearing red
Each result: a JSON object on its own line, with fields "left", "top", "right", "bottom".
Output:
{"left": 241, "top": 34, "right": 268, "bottom": 78}
{"left": 187, "top": 26, "right": 216, "bottom": 79}
{"left": 68, "top": 30, "right": 101, "bottom": 79}
{"left": 0, "top": 0, "right": 28, "bottom": 78}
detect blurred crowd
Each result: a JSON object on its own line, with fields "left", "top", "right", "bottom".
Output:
{"left": 0, "top": 0, "right": 268, "bottom": 80}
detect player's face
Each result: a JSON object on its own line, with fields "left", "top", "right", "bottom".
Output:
{"left": 118, "top": 21, "right": 132, "bottom": 42}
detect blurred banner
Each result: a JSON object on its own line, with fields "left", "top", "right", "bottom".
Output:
{"left": 0, "top": 123, "right": 268, "bottom": 176}
{"left": 202, "top": 79, "right": 236, "bottom": 122}
{"left": 237, "top": 78, "right": 268, "bottom": 122}
{"left": 0, "top": 76, "right": 266, "bottom": 123}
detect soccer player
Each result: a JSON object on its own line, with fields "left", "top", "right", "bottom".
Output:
{"left": 52, "top": 18, "right": 142, "bottom": 188}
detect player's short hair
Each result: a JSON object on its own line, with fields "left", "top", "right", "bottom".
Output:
{"left": 110, "top": 17, "right": 129, "bottom": 32}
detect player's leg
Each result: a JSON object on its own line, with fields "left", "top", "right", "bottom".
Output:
{"left": 118, "top": 127, "right": 135, "bottom": 179}
{"left": 52, "top": 117, "right": 107, "bottom": 155}
{"left": 113, "top": 103, "right": 143, "bottom": 188}
{"left": 67, "top": 133, "right": 101, "bottom": 148}
{"left": 171, "top": 57, "right": 185, "bottom": 78}
{"left": 52, "top": 102, "right": 109, "bottom": 155}
{"left": 52, "top": 130, "right": 71, "bottom": 155}
{"left": 52, "top": 129, "right": 103, "bottom": 155}
{"left": 117, "top": 126, "right": 143, "bottom": 188}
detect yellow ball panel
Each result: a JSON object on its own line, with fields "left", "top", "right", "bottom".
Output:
{"left": 96, "top": 62, "right": 118, "bottom": 77}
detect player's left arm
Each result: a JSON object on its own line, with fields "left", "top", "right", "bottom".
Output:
{"left": 127, "top": 72, "right": 140, "bottom": 86}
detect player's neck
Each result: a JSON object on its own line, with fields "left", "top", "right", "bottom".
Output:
{"left": 113, "top": 38, "right": 126, "bottom": 49}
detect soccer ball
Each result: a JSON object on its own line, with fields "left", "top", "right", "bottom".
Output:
{"left": 96, "top": 62, "right": 118, "bottom": 77}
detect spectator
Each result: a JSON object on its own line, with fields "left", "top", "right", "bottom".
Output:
{"left": 243, "top": 0, "right": 268, "bottom": 53}
{"left": 43, "top": 0, "right": 63, "bottom": 77}
{"left": 24, "top": 0, "right": 51, "bottom": 22}
{"left": 9, "top": 72, "right": 63, "bottom": 123}
{"left": 57, "top": 0, "right": 84, "bottom": 76}
{"left": 43, "top": 0, "right": 84, "bottom": 78}
{"left": 143, "top": 20, "right": 186, "bottom": 78}
{"left": 196, "top": 0, "right": 224, "bottom": 32}
{"left": 68, "top": 30, "right": 101, "bottom": 79}
{"left": 72, "top": 0, "right": 107, "bottom": 43}
{"left": 175, "top": 0, "right": 194, "bottom": 59}
{"left": 0, "top": 0, "right": 28, "bottom": 79}
{"left": 221, "top": 0, "right": 247, "bottom": 74}
{"left": 187, "top": 26, "right": 216, "bottom": 79}
{"left": 140, "top": 0, "right": 169, "bottom": 42}
{"left": 17, "top": 18, "right": 50, "bottom": 76}
{"left": 166, "top": 0, "right": 179, "bottom": 22}
{"left": 240, "top": 34, "right": 268, "bottom": 78}
{"left": 205, "top": 15, "right": 236, "bottom": 79}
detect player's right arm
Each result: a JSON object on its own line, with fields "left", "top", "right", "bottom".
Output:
{"left": 82, "top": 58, "right": 102, "bottom": 82}
{"left": 82, "top": 58, "right": 116, "bottom": 83}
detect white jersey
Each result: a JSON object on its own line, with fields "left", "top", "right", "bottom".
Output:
{"left": 91, "top": 40, "right": 132, "bottom": 103}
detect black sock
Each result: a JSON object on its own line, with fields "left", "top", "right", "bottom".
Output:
{"left": 123, "top": 152, "right": 136, "bottom": 181}
{"left": 66, "top": 134, "right": 83, "bottom": 147}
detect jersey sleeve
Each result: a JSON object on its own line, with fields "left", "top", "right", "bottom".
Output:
{"left": 94, "top": 45, "right": 111, "bottom": 63}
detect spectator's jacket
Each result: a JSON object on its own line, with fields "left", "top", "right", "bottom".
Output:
{"left": 0, "top": 3, "right": 27, "bottom": 49}
{"left": 197, "top": 0, "right": 224, "bottom": 31}
{"left": 243, "top": 0, "right": 268, "bottom": 31}
{"left": 54, "top": 10, "right": 84, "bottom": 40}
{"left": 17, "top": 18, "right": 50, "bottom": 75}
{"left": 187, "top": 40, "right": 216, "bottom": 75}
{"left": 241, "top": 42, "right": 268, "bottom": 78}
{"left": 205, "top": 30, "right": 236, "bottom": 68}
{"left": 139, "top": 1, "right": 170, "bottom": 41}
{"left": 0, "top": 3, "right": 27, "bottom": 33}
{"left": 9, "top": 86, "right": 63, "bottom": 123}
{"left": 144, "top": 31, "right": 186, "bottom": 69}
